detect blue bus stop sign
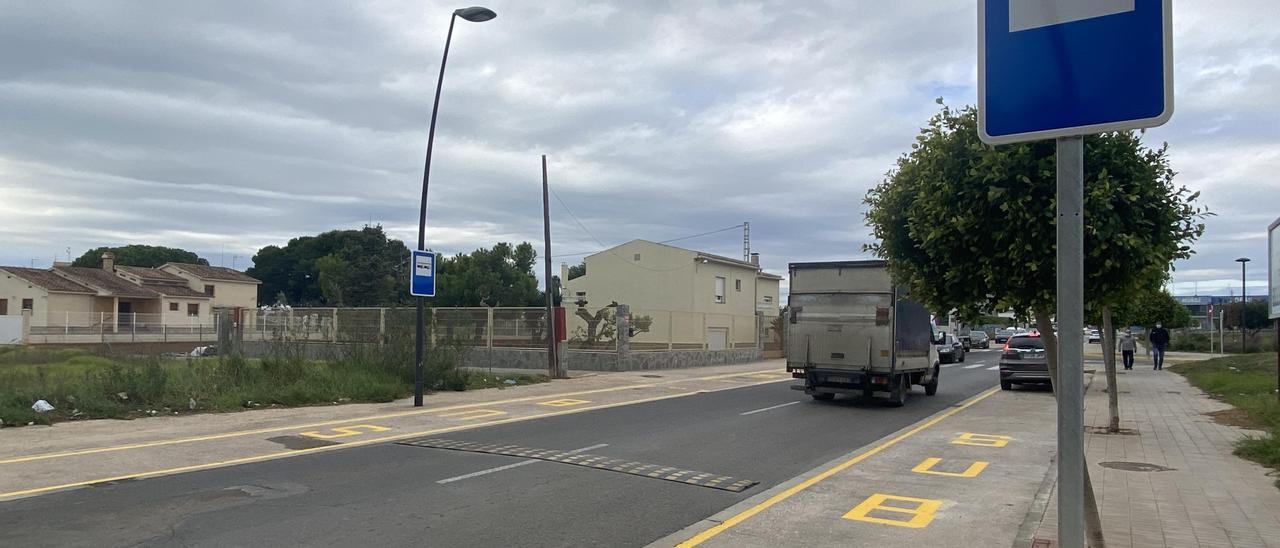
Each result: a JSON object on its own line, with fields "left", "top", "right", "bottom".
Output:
{"left": 979, "top": 0, "right": 1172, "bottom": 144}
{"left": 410, "top": 250, "right": 437, "bottom": 297}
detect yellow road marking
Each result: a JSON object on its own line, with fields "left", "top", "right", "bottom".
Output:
{"left": 0, "top": 377, "right": 790, "bottom": 501}
{"left": 842, "top": 493, "right": 942, "bottom": 529}
{"left": 0, "top": 368, "right": 789, "bottom": 466}
{"left": 538, "top": 399, "right": 590, "bottom": 407}
{"left": 911, "top": 457, "right": 989, "bottom": 478}
{"left": 299, "top": 424, "right": 391, "bottom": 439}
{"left": 675, "top": 386, "right": 1000, "bottom": 547}
{"left": 950, "top": 433, "right": 1011, "bottom": 447}
{"left": 437, "top": 409, "right": 506, "bottom": 420}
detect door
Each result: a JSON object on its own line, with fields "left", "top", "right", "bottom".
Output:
{"left": 118, "top": 301, "right": 132, "bottom": 326}
{"left": 706, "top": 327, "right": 728, "bottom": 350}
{"left": 0, "top": 299, "right": 7, "bottom": 315}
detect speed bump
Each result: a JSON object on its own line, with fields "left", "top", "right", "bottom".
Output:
{"left": 398, "top": 437, "right": 758, "bottom": 492}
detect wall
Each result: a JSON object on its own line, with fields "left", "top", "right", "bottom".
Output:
{"left": 565, "top": 241, "right": 696, "bottom": 311}
{"left": 0, "top": 272, "right": 48, "bottom": 323}
{"left": 161, "top": 298, "right": 211, "bottom": 326}
{"left": 160, "top": 266, "right": 259, "bottom": 310}
{"left": 691, "top": 259, "right": 759, "bottom": 317}
{"left": 45, "top": 293, "right": 98, "bottom": 326}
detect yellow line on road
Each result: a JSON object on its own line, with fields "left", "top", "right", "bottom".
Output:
{"left": 0, "top": 377, "right": 790, "bottom": 501}
{"left": 675, "top": 386, "right": 1001, "bottom": 547}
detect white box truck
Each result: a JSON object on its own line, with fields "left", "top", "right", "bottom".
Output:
{"left": 786, "top": 260, "right": 941, "bottom": 406}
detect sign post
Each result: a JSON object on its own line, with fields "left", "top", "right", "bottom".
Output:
{"left": 1269, "top": 217, "right": 1279, "bottom": 400}
{"left": 979, "top": 2, "right": 1173, "bottom": 546}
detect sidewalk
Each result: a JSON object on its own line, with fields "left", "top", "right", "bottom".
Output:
{"left": 1027, "top": 362, "right": 1280, "bottom": 547}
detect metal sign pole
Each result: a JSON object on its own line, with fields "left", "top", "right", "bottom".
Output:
{"left": 541, "top": 155, "right": 558, "bottom": 379}
{"left": 1056, "top": 135, "right": 1085, "bottom": 548}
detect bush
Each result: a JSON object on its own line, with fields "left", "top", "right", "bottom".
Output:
{"left": 1169, "top": 332, "right": 1211, "bottom": 352}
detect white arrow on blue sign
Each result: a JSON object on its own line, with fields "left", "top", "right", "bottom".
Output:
{"left": 410, "top": 249, "right": 438, "bottom": 297}
{"left": 978, "top": 0, "right": 1173, "bottom": 144}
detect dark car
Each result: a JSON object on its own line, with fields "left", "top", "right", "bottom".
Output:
{"left": 937, "top": 333, "right": 966, "bottom": 364}
{"left": 967, "top": 330, "right": 990, "bottom": 349}
{"left": 994, "top": 327, "right": 1019, "bottom": 344}
{"left": 999, "top": 333, "right": 1048, "bottom": 390}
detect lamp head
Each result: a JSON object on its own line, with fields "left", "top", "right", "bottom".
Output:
{"left": 455, "top": 6, "right": 497, "bottom": 22}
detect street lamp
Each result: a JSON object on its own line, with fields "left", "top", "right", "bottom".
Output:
{"left": 1236, "top": 257, "right": 1250, "bottom": 355}
{"left": 414, "top": 6, "right": 496, "bottom": 407}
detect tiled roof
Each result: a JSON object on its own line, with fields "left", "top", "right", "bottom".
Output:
{"left": 144, "top": 283, "right": 210, "bottom": 299}
{"left": 116, "top": 266, "right": 186, "bottom": 283}
{"left": 0, "top": 267, "right": 95, "bottom": 294}
{"left": 163, "top": 263, "right": 260, "bottom": 283}
{"left": 53, "top": 267, "right": 161, "bottom": 298}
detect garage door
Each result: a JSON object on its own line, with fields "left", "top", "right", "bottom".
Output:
{"left": 706, "top": 327, "right": 728, "bottom": 351}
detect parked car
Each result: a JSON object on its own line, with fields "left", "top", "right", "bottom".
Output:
{"left": 1086, "top": 329, "right": 1101, "bottom": 343}
{"left": 968, "top": 330, "right": 991, "bottom": 349}
{"left": 937, "top": 333, "right": 966, "bottom": 364}
{"left": 999, "top": 333, "right": 1049, "bottom": 390}
{"left": 959, "top": 333, "right": 972, "bottom": 350}
{"left": 994, "top": 327, "right": 1019, "bottom": 344}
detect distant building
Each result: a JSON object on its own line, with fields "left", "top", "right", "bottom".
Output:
{"left": 0, "top": 252, "right": 257, "bottom": 332}
{"left": 1174, "top": 295, "right": 1267, "bottom": 330}
{"left": 561, "top": 240, "right": 781, "bottom": 350}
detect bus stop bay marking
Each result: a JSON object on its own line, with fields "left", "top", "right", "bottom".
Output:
{"left": 299, "top": 424, "right": 391, "bottom": 440}
{"left": 438, "top": 408, "right": 507, "bottom": 420}
{"left": 843, "top": 493, "right": 942, "bottom": 529}
{"left": 911, "top": 457, "right": 989, "bottom": 478}
{"left": 538, "top": 399, "right": 590, "bottom": 407}
{"left": 951, "top": 433, "right": 1012, "bottom": 447}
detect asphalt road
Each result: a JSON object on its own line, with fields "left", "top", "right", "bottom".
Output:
{"left": 0, "top": 351, "right": 1003, "bottom": 547}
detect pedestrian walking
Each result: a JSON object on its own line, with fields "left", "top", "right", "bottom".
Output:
{"left": 1148, "top": 322, "right": 1170, "bottom": 370}
{"left": 1119, "top": 329, "right": 1137, "bottom": 370}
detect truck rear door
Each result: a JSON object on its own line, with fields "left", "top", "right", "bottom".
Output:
{"left": 788, "top": 292, "right": 894, "bottom": 371}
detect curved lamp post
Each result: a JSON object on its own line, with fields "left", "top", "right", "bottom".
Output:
{"left": 415, "top": 6, "right": 496, "bottom": 407}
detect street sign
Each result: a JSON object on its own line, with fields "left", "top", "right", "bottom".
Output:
{"left": 978, "top": 0, "right": 1173, "bottom": 144}
{"left": 410, "top": 250, "right": 438, "bottom": 298}
{"left": 1269, "top": 217, "right": 1280, "bottom": 319}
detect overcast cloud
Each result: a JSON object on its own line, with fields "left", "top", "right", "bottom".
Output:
{"left": 2, "top": 1, "right": 1277, "bottom": 297}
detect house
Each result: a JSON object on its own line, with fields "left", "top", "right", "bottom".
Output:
{"left": 0, "top": 252, "right": 257, "bottom": 334}
{"left": 561, "top": 240, "right": 782, "bottom": 350}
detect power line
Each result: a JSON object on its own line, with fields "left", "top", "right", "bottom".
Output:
{"left": 548, "top": 188, "right": 722, "bottom": 273}
{"left": 659, "top": 224, "right": 745, "bottom": 245}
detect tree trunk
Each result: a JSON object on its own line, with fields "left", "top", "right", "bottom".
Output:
{"left": 1103, "top": 306, "right": 1120, "bottom": 433}
{"left": 1035, "top": 310, "right": 1106, "bottom": 548}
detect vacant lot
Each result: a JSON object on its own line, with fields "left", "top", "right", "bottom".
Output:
{"left": 1175, "top": 353, "right": 1280, "bottom": 486}
{"left": 0, "top": 345, "right": 545, "bottom": 428}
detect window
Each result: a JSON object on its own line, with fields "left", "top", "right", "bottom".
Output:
{"left": 204, "top": 285, "right": 215, "bottom": 296}
{"left": 187, "top": 303, "right": 199, "bottom": 316}
{"left": 714, "top": 277, "right": 726, "bottom": 303}
{"left": 0, "top": 299, "right": 7, "bottom": 315}
{"left": 633, "top": 253, "right": 641, "bottom": 261}
{"left": 735, "top": 279, "right": 742, "bottom": 292}
{"left": 763, "top": 296, "right": 772, "bottom": 303}
{"left": 169, "top": 302, "right": 179, "bottom": 311}
{"left": 22, "top": 298, "right": 34, "bottom": 310}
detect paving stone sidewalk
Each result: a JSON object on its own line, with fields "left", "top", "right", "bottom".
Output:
{"left": 1028, "top": 361, "right": 1280, "bottom": 547}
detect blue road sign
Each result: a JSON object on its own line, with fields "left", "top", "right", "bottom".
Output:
{"left": 979, "top": 0, "right": 1172, "bottom": 144}
{"left": 410, "top": 250, "right": 438, "bottom": 297}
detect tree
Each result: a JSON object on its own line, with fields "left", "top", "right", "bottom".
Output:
{"left": 864, "top": 103, "right": 1207, "bottom": 547}
{"left": 248, "top": 226, "right": 410, "bottom": 307}
{"left": 1095, "top": 287, "right": 1191, "bottom": 330}
{"left": 72, "top": 245, "right": 208, "bottom": 268}
{"left": 1222, "top": 300, "right": 1270, "bottom": 335}
{"left": 433, "top": 242, "right": 543, "bottom": 308}
{"left": 567, "top": 262, "right": 586, "bottom": 280}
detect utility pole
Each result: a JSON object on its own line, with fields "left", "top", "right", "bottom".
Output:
{"left": 541, "top": 155, "right": 559, "bottom": 379}
{"left": 742, "top": 222, "right": 750, "bottom": 261}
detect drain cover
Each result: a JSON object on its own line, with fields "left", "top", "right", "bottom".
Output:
{"left": 1099, "top": 461, "right": 1174, "bottom": 472}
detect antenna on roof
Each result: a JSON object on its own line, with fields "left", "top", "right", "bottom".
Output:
{"left": 742, "top": 222, "right": 750, "bottom": 261}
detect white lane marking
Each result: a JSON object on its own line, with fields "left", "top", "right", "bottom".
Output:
{"left": 963, "top": 363, "right": 988, "bottom": 369}
{"left": 739, "top": 401, "right": 801, "bottom": 416}
{"left": 941, "top": 363, "right": 960, "bottom": 368}
{"left": 987, "top": 366, "right": 1000, "bottom": 371}
{"left": 436, "top": 443, "right": 609, "bottom": 484}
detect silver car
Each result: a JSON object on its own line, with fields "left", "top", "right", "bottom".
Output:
{"left": 999, "top": 333, "right": 1049, "bottom": 390}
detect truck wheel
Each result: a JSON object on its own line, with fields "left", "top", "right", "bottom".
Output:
{"left": 924, "top": 365, "right": 940, "bottom": 396}
{"left": 811, "top": 392, "right": 835, "bottom": 401}
{"left": 886, "top": 377, "right": 907, "bottom": 407}
{"left": 1001, "top": 380, "right": 1013, "bottom": 390}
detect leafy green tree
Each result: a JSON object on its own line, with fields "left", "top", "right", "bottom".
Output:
{"left": 567, "top": 261, "right": 586, "bottom": 280}
{"left": 1222, "top": 300, "right": 1270, "bottom": 334}
{"left": 864, "top": 103, "right": 1207, "bottom": 546}
{"left": 248, "top": 226, "right": 410, "bottom": 307}
{"left": 72, "top": 245, "right": 208, "bottom": 268}
{"left": 434, "top": 242, "right": 543, "bottom": 307}
{"left": 1096, "top": 287, "right": 1191, "bottom": 330}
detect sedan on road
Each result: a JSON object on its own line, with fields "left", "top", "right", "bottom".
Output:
{"left": 937, "top": 334, "right": 966, "bottom": 364}
{"left": 967, "top": 330, "right": 991, "bottom": 349}
{"left": 999, "top": 333, "right": 1049, "bottom": 390}
{"left": 994, "top": 327, "right": 1019, "bottom": 344}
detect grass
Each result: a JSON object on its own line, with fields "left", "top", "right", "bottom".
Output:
{"left": 0, "top": 344, "right": 547, "bottom": 428}
{"left": 1173, "top": 353, "right": 1280, "bottom": 487}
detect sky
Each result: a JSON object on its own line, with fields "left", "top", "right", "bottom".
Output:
{"left": 1, "top": 1, "right": 1277, "bottom": 299}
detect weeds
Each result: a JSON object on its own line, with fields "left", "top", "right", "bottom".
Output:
{"left": 1175, "top": 353, "right": 1280, "bottom": 487}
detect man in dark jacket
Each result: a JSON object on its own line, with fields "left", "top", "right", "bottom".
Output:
{"left": 1148, "top": 322, "right": 1170, "bottom": 370}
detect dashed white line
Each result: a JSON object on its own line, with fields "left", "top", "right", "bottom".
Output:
{"left": 436, "top": 443, "right": 609, "bottom": 484}
{"left": 986, "top": 365, "right": 1000, "bottom": 371}
{"left": 963, "top": 363, "right": 988, "bottom": 369}
{"left": 739, "top": 401, "right": 800, "bottom": 416}
{"left": 941, "top": 363, "right": 960, "bottom": 368}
